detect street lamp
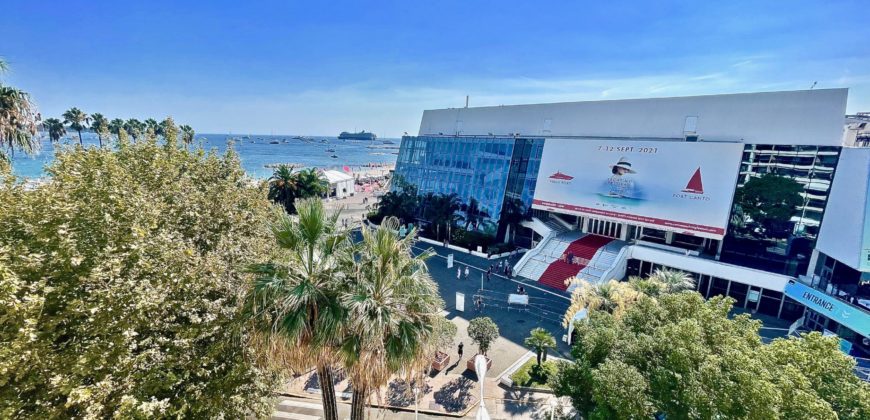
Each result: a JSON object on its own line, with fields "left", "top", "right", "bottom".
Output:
{"left": 548, "top": 396, "right": 559, "bottom": 420}
{"left": 412, "top": 385, "right": 419, "bottom": 420}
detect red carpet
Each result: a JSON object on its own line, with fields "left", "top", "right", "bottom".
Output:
{"left": 538, "top": 235, "right": 613, "bottom": 291}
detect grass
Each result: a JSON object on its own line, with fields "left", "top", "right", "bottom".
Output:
{"left": 509, "top": 358, "right": 558, "bottom": 389}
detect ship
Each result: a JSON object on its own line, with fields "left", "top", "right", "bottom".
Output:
{"left": 338, "top": 130, "right": 377, "bottom": 141}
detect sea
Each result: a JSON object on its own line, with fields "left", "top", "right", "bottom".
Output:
{"left": 8, "top": 133, "right": 399, "bottom": 180}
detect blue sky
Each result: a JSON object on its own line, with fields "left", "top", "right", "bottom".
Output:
{"left": 2, "top": 0, "right": 868, "bottom": 137}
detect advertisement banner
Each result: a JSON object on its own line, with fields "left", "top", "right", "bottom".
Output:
{"left": 532, "top": 139, "right": 743, "bottom": 239}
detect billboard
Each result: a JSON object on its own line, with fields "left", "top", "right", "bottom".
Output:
{"left": 532, "top": 138, "right": 744, "bottom": 239}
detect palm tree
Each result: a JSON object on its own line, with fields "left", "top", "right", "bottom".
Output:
{"left": 244, "top": 198, "right": 351, "bottom": 420}
{"left": 179, "top": 124, "right": 195, "bottom": 149}
{"left": 90, "top": 113, "right": 108, "bottom": 147}
{"left": 463, "top": 197, "right": 480, "bottom": 230}
{"left": 295, "top": 168, "right": 329, "bottom": 199}
{"left": 145, "top": 118, "right": 159, "bottom": 134}
{"left": 160, "top": 117, "right": 178, "bottom": 147}
{"left": 124, "top": 118, "right": 143, "bottom": 142}
{"left": 563, "top": 279, "right": 641, "bottom": 327}
{"left": 0, "top": 59, "right": 40, "bottom": 159}
{"left": 268, "top": 165, "right": 299, "bottom": 214}
{"left": 524, "top": 327, "right": 556, "bottom": 366}
{"left": 42, "top": 118, "right": 66, "bottom": 143}
{"left": 648, "top": 268, "right": 695, "bottom": 294}
{"left": 499, "top": 197, "right": 527, "bottom": 244}
{"left": 341, "top": 217, "right": 444, "bottom": 420}
{"left": 421, "top": 193, "right": 460, "bottom": 241}
{"left": 62, "top": 107, "right": 89, "bottom": 147}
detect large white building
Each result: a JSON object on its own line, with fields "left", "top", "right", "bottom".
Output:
{"left": 395, "top": 88, "right": 870, "bottom": 358}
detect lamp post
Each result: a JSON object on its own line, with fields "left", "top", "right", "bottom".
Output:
{"left": 548, "top": 396, "right": 559, "bottom": 420}
{"left": 412, "top": 385, "right": 420, "bottom": 420}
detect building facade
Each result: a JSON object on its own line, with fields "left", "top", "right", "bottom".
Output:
{"left": 394, "top": 89, "right": 870, "bottom": 358}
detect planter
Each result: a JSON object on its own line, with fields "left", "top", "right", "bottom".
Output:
{"left": 431, "top": 351, "right": 451, "bottom": 372}
{"left": 466, "top": 355, "right": 492, "bottom": 376}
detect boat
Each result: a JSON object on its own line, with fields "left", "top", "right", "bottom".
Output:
{"left": 330, "top": 154, "right": 339, "bottom": 159}
{"left": 320, "top": 139, "right": 328, "bottom": 143}
{"left": 338, "top": 130, "right": 377, "bottom": 141}
{"left": 269, "top": 140, "right": 280, "bottom": 144}
{"left": 326, "top": 148, "right": 336, "bottom": 152}
{"left": 382, "top": 140, "right": 394, "bottom": 144}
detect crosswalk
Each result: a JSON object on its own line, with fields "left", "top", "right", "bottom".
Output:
{"left": 273, "top": 398, "right": 324, "bottom": 420}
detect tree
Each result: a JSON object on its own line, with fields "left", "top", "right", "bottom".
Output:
{"left": 124, "top": 118, "right": 143, "bottom": 142}
{"left": 0, "top": 139, "right": 278, "bottom": 418}
{"left": 463, "top": 197, "right": 480, "bottom": 230}
{"left": 499, "top": 197, "right": 527, "bottom": 244}
{"left": 421, "top": 192, "right": 460, "bottom": 241}
{"left": 295, "top": 168, "right": 328, "bottom": 199}
{"left": 733, "top": 173, "right": 803, "bottom": 239}
{"left": 563, "top": 279, "right": 640, "bottom": 327}
{"left": 267, "top": 164, "right": 298, "bottom": 214}
{"left": 244, "top": 198, "right": 351, "bottom": 420}
{"left": 42, "top": 118, "right": 66, "bottom": 143}
{"left": 179, "top": 124, "right": 195, "bottom": 149}
{"left": 62, "top": 107, "right": 89, "bottom": 147}
{"left": 376, "top": 179, "right": 418, "bottom": 223}
{"left": 90, "top": 113, "right": 108, "bottom": 147}
{"left": 145, "top": 117, "right": 159, "bottom": 135}
{"left": 160, "top": 116, "right": 178, "bottom": 148}
{"left": 467, "top": 316, "right": 499, "bottom": 356}
{"left": 0, "top": 60, "right": 39, "bottom": 160}
{"left": 524, "top": 327, "right": 556, "bottom": 366}
{"left": 340, "top": 217, "right": 444, "bottom": 420}
{"left": 551, "top": 292, "right": 870, "bottom": 419}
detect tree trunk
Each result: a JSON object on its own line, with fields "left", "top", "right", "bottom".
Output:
{"left": 77, "top": 130, "right": 83, "bottom": 147}
{"left": 543, "top": 348, "right": 548, "bottom": 363}
{"left": 350, "top": 387, "right": 367, "bottom": 420}
{"left": 316, "top": 364, "right": 338, "bottom": 420}
{"left": 97, "top": 134, "right": 103, "bottom": 148}
{"left": 536, "top": 350, "right": 542, "bottom": 366}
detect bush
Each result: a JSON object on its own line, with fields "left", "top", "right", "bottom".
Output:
{"left": 467, "top": 317, "right": 499, "bottom": 355}
{"left": 510, "top": 359, "right": 558, "bottom": 389}
{"left": 452, "top": 230, "right": 495, "bottom": 251}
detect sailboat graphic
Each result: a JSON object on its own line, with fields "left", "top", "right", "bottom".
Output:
{"left": 682, "top": 167, "right": 704, "bottom": 194}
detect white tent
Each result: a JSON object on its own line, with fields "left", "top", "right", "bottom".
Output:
{"left": 321, "top": 169, "right": 355, "bottom": 199}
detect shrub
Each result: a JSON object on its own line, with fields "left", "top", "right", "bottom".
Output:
{"left": 467, "top": 317, "right": 500, "bottom": 355}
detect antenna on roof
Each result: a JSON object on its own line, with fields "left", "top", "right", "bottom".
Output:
{"left": 810, "top": 81, "right": 817, "bottom": 90}
{"left": 465, "top": 95, "right": 469, "bottom": 108}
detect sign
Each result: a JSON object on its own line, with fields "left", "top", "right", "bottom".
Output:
{"left": 784, "top": 280, "right": 870, "bottom": 338}
{"left": 748, "top": 290, "right": 760, "bottom": 303}
{"left": 447, "top": 253, "right": 454, "bottom": 268}
{"left": 456, "top": 292, "right": 465, "bottom": 312}
{"left": 532, "top": 139, "right": 743, "bottom": 239}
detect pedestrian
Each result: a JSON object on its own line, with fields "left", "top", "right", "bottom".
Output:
{"left": 457, "top": 267, "right": 461, "bottom": 281}
{"left": 457, "top": 342, "right": 464, "bottom": 360}
{"left": 475, "top": 296, "right": 482, "bottom": 311}
{"left": 486, "top": 271, "right": 491, "bottom": 282}
{"left": 464, "top": 266, "right": 470, "bottom": 280}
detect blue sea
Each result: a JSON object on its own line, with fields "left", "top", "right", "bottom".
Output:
{"left": 8, "top": 133, "right": 398, "bottom": 180}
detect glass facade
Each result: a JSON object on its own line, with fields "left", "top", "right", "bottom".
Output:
{"left": 720, "top": 144, "right": 841, "bottom": 276}
{"left": 394, "top": 135, "right": 544, "bottom": 223}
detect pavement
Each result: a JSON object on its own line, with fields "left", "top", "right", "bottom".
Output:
{"left": 273, "top": 238, "right": 575, "bottom": 419}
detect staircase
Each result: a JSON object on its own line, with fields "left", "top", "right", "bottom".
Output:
{"left": 538, "top": 235, "right": 614, "bottom": 291}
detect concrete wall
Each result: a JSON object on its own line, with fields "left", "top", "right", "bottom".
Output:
{"left": 419, "top": 89, "right": 848, "bottom": 146}
{"left": 816, "top": 147, "right": 870, "bottom": 270}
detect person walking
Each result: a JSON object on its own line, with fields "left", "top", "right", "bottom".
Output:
{"left": 464, "top": 266, "right": 470, "bottom": 281}
{"left": 457, "top": 342, "right": 464, "bottom": 360}
{"left": 457, "top": 267, "right": 461, "bottom": 281}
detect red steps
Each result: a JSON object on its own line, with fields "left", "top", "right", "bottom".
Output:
{"left": 538, "top": 235, "right": 613, "bottom": 291}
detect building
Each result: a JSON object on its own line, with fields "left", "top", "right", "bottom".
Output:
{"left": 321, "top": 169, "right": 355, "bottom": 199}
{"left": 394, "top": 89, "right": 870, "bottom": 357}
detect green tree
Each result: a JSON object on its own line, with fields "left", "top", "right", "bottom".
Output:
{"left": 108, "top": 118, "right": 128, "bottom": 144}
{"left": 267, "top": 164, "right": 299, "bottom": 214}
{"left": 733, "top": 173, "right": 804, "bottom": 239}
{"left": 160, "top": 116, "right": 178, "bottom": 149}
{"left": 563, "top": 279, "right": 640, "bottom": 326}
{"left": 245, "top": 198, "right": 351, "bottom": 420}
{"left": 463, "top": 197, "right": 481, "bottom": 229}
{"left": 62, "top": 107, "right": 89, "bottom": 147}
{"left": 341, "top": 217, "right": 444, "bottom": 420}
{"left": 552, "top": 292, "right": 870, "bottom": 419}
{"left": 376, "top": 178, "right": 418, "bottom": 223}
{"left": 144, "top": 117, "right": 159, "bottom": 134}
{"left": 524, "top": 327, "right": 556, "bottom": 366}
{"left": 179, "top": 124, "right": 195, "bottom": 149}
{"left": 421, "top": 192, "right": 460, "bottom": 241}
{"left": 499, "top": 197, "right": 527, "bottom": 244}
{"left": 0, "top": 140, "right": 278, "bottom": 418}
{"left": 295, "top": 167, "right": 328, "bottom": 199}
{"left": 0, "top": 59, "right": 39, "bottom": 160}
{"left": 124, "top": 118, "right": 144, "bottom": 142}
{"left": 467, "top": 316, "right": 500, "bottom": 356}
{"left": 42, "top": 118, "right": 66, "bottom": 143}
{"left": 90, "top": 113, "right": 108, "bottom": 147}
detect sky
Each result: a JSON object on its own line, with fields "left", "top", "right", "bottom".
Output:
{"left": 1, "top": 0, "right": 869, "bottom": 137}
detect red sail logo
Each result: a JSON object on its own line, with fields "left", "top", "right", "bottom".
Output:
{"left": 549, "top": 171, "right": 574, "bottom": 181}
{"left": 682, "top": 167, "right": 704, "bottom": 194}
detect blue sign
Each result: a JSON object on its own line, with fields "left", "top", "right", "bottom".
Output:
{"left": 784, "top": 281, "right": 870, "bottom": 338}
